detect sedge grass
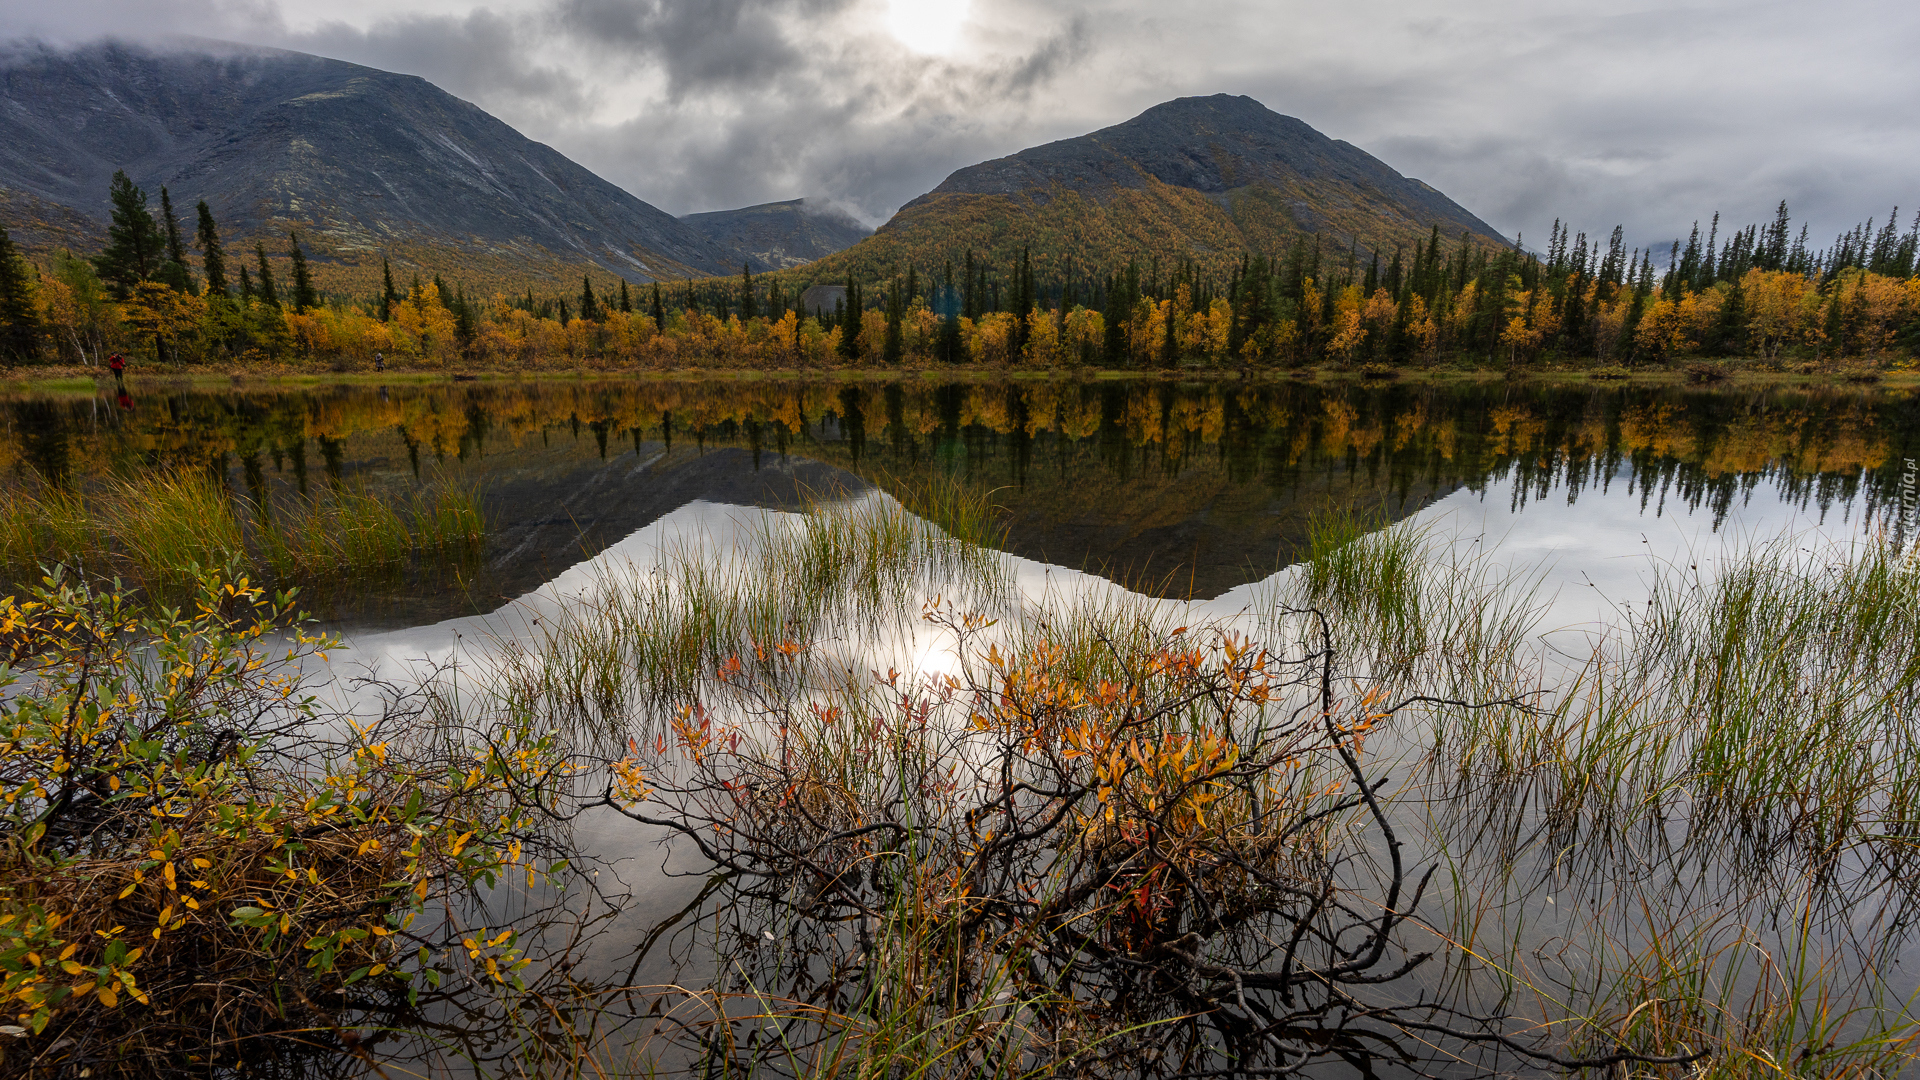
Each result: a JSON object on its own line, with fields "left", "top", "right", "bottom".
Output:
{"left": 1415, "top": 533, "right": 1920, "bottom": 855}
{"left": 0, "top": 472, "right": 488, "bottom": 601}
{"left": 440, "top": 501, "right": 1920, "bottom": 1075}
{"left": 486, "top": 484, "right": 1011, "bottom": 733}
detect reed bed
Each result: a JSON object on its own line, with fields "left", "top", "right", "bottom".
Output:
{"left": 1407, "top": 534, "right": 1920, "bottom": 855}
{"left": 485, "top": 486, "right": 1011, "bottom": 735}
{"left": 1274, "top": 509, "right": 1920, "bottom": 856}
{"left": 0, "top": 472, "right": 486, "bottom": 599}
{"left": 343, "top": 503, "right": 1920, "bottom": 1075}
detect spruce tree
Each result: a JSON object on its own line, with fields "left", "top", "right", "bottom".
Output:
{"left": 1104, "top": 272, "right": 1127, "bottom": 366}
{"left": 651, "top": 283, "right": 666, "bottom": 328}
{"left": 619, "top": 279, "right": 632, "bottom": 314}
{"left": 0, "top": 224, "right": 41, "bottom": 363}
{"left": 238, "top": 264, "right": 254, "bottom": 304}
{"left": 453, "top": 285, "right": 477, "bottom": 343}
{"left": 381, "top": 258, "right": 398, "bottom": 321}
{"left": 837, "top": 277, "right": 862, "bottom": 361}
{"left": 287, "top": 233, "right": 316, "bottom": 313}
{"left": 1160, "top": 301, "right": 1178, "bottom": 369}
{"left": 93, "top": 170, "right": 162, "bottom": 297}
{"left": 195, "top": 201, "right": 228, "bottom": 296}
{"left": 882, "top": 278, "right": 904, "bottom": 364}
{"left": 152, "top": 187, "right": 194, "bottom": 294}
{"left": 579, "top": 274, "right": 599, "bottom": 321}
{"left": 255, "top": 244, "right": 280, "bottom": 308}
{"left": 739, "top": 264, "right": 755, "bottom": 320}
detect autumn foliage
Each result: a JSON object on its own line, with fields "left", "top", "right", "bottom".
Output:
{"left": 0, "top": 570, "right": 572, "bottom": 1074}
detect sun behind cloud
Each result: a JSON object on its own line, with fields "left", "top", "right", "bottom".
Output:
{"left": 884, "top": 0, "right": 972, "bottom": 56}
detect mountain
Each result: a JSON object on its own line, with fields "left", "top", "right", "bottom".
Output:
{"left": 680, "top": 199, "right": 871, "bottom": 271}
{"left": 0, "top": 40, "right": 745, "bottom": 292}
{"left": 788, "top": 94, "right": 1508, "bottom": 287}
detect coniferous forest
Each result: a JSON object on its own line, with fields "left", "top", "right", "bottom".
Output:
{"left": 1, "top": 170, "right": 1916, "bottom": 376}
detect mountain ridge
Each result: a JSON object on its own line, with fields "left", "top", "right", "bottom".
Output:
{"left": 787, "top": 95, "right": 1508, "bottom": 287}
{"left": 0, "top": 40, "right": 758, "bottom": 290}
{"left": 679, "top": 199, "right": 872, "bottom": 271}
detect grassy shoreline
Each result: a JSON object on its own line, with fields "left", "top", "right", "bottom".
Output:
{"left": 3, "top": 359, "right": 1915, "bottom": 394}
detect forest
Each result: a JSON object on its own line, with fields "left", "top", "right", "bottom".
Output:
{"left": 0, "top": 170, "right": 1916, "bottom": 375}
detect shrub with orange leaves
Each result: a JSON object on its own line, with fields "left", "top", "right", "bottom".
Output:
{"left": 593, "top": 606, "right": 1680, "bottom": 1075}
{"left": 0, "top": 569, "right": 574, "bottom": 1075}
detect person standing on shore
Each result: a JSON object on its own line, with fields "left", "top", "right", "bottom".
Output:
{"left": 107, "top": 352, "right": 126, "bottom": 389}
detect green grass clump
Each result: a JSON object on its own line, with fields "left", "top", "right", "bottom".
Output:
{"left": 486, "top": 482, "right": 1011, "bottom": 735}
{"left": 411, "top": 482, "right": 486, "bottom": 553}
{"left": 0, "top": 472, "right": 487, "bottom": 601}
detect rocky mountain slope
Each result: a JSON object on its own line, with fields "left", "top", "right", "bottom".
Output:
{"left": 791, "top": 94, "right": 1508, "bottom": 286}
{"left": 679, "top": 199, "right": 871, "bottom": 271}
{"left": 0, "top": 40, "right": 746, "bottom": 290}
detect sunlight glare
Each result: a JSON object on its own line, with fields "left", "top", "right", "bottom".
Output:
{"left": 884, "top": 0, "right": 972, "bottom": 56}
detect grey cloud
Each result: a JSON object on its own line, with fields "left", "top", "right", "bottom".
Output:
{"left": 289, "top": 11, "right": 592, "bottom": 121}
{"left": 548, "top": 0, "right": 819, "bottom": 98}
{"left": 9, "top": 0, "right": 1918, "bottom": 256}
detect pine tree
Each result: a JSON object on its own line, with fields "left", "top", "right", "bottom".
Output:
{"left": 1760, "top": 201, "right": 1791, "bottom": 271}
{"left": 153, "top": 187, "right": 194, "bottom": 294}
{"left": 255, "top": 244, "right": 280, "bottom": 308}
{"left": 93, "top": 170, "right": 162, "bottom": 297}
{"left": 579, "top": 275, "right": 599, "bottom": 321}
{"left": 837, "top": 277, "right": 862, "bottom": 361}
{"left": 453, "top": 285, "right": 477, "bottom": 343}
{"left": 381, "top": 258, "right": 398, "bottom": 321}
{"left": 882, "top": 277, "right": 904, "bottom": 364}
{"left": 0, "top": 223, "right": 41, "bottom": 363}
{"left": 195, "top": 201, "right": 228, "bottom": 296}
{"left": 159, "top": 188, "right": 187, "bottom": 266}
{"left": 238, "top": 264, "right": 254, "bottom": 304}
{"left": 1160, "top": 297, "right": 1178, "bottom": 369}
{"left": 287, "top": 233, "right": 317, "bottom": 313}
{"left": 938, "top": 306, "right": 962, "bottom": 364}
{"left": 619, "top": 279, "right": 632, "bottom": 314}
{"left": 651, "top": 283, "right": 666, "bottom": 328}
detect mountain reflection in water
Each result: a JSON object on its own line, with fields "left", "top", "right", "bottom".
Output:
{"left": 2, "top": 377, "right": 1913, "bottom": 627}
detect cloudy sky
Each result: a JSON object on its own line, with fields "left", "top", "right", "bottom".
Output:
{"left": 5, "top": 0, "right": 1917, "bottom": 253}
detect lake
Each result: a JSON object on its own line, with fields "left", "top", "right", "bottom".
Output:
{"left": 6, "top": 374, "right": 1919, "bottom": 1076}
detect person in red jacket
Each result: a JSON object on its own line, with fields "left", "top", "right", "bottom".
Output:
{"left": 107, "top": 353, "right": 126, "bottom": 388}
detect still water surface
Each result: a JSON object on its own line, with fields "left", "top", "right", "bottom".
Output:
{"left": 7, "top": 376, "right": 1919, "bottom": 1074}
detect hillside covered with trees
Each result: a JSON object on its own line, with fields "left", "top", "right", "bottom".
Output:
{"left": 781, "top": 95, "right": 1510, "bottom": 292}
{"left": 0, "top": 159, "right": 1914, "bottom": 376}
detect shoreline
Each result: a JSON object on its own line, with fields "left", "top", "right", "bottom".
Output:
{"left": 3, "top": 361, "right": 1914, "bottom": 395}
